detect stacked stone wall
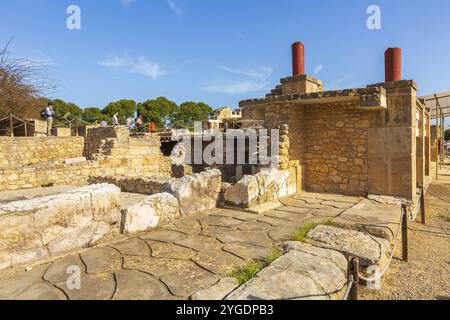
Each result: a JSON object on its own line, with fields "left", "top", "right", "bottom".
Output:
{"left": 0, "top": 127, "right": 172, "bottom": 191}
{"left": 303, "top": 104, "right": 369, "bottom": 195}
{"left": 0, "top": 137, "right": 84, "bottom": 168}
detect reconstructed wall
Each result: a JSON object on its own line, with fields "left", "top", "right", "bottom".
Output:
{"left": 241, "top": 82, "right": 423, "bottom": 200}
{"left": 257, "top": 102, "right": 368, "bottom": 196}
{"left": 303, "top": 104, "right": 369, "bottom": 195}
{"left": 0, "top": 137, "right": 84, "bottom": 168}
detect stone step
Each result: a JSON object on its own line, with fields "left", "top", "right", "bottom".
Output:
{"left": 226, "top": 243, "right": 348, "bottom": 300}
{"left": 332, "top": 198, "right": 402, "bottom": 242}
{"left": 306, "top": 225, "right": 391, "bottom": 268}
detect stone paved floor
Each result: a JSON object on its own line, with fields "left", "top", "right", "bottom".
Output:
{"left": 0, "top": 192, "right": 364, "bottom": 300}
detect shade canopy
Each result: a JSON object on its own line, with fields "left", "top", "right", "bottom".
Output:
{"left": 420, "top": 91, "right": 450, "bottom": 119}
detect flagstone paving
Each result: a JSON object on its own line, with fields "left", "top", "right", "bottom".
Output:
{"left": 0, "top": 192, "right": 366, "bottom": 300}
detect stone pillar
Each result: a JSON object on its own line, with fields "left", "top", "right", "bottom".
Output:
{"left": 425, "top": 111, "right": 431, "bottom": 176}
{"left": 416, "top": 106, "right": 425, "bottom": 187}
{"left": 292, "top": 42, "right": 305, "bottom": 76}
{"left": 385, "top": 48, "right": 402, "bottom": 82}
{"left": 367, "top": 80, "right": 417, "bottom": 200}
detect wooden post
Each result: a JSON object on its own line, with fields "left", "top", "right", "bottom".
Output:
{"left": 402, "top": 205, "right": 408, "bottom": 262}
{"left": 435, "top": 105, "right": 439, "bottom": 180}
{"left": 9, "top": 114, "right": 13, "bottom": 137}
{"left": 24, "top": 120, "right": 28, "bottom": 137}
{"left": 349, "top": 256, "right": 359, "bottom": 301}
{"left": 420, "top": 187, "right": 426, "bottom": 225}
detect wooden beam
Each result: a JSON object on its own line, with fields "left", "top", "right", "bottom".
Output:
{"left": 424, "top": 93, "right": 450, "bottom": 101}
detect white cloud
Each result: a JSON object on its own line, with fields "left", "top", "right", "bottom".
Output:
{"left": 205, "top": 80, "right": 269, "bottom": 95}
{"left": 97, "top": 54, "right": 166, "bottom": 80}
{"left": 205, "top": 65, "right": 272, "bottom": 94}
{"left": 97, "top": 54, "right": 129, "bottom": 68}
{"left": 129, "top": 56, "right": 166, "bottom": 79}
{"left": 314, "top": 64, "right": 323, "bottom": 75}
{"left": 218, "top": 65, "right": 272, "bottom": 81}
{"left": 167, "top": 0, "right": 184, "bottom": 16}
{"left": 328, "top": 74, "right": 354, "bottom": 90}
{"left": 121, "top": 0, "right": 136, "bottom": 8}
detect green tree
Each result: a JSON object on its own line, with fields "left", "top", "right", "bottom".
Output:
{"left": 445, "top": 128, "right": 450, "bottom": 141}
{"left": 172, "top": 101, "right": 213, "bottom": 129}
{"left": 137, "top": 97, "right": 178, "bottom": 129}
{"left": 102, "top": 99, "right": 137, "bottom": 124}
{"left": 82, "top": 107, "right": 109, "bottom": 124}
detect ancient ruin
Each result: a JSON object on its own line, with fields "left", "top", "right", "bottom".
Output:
{"left": 0, "top": 41, "right": 448, "bottom": 301}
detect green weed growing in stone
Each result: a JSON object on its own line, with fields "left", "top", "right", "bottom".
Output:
{"left": 228, "top": 261, "right": 263, "bottom": 285}
{"left": 264, "top": 247, "right": 283, "bottom": 265}
{"left": 228, "top": 248, "right": 284, "bottom": 285}
{"left": 439, "top": 214, "right": 450, "bottom": 222}
{"left": 290, "top": 219, "right": 333, "bottom": 242}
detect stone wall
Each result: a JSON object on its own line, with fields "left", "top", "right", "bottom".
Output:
{"left": 88, "top": 175, "right": 168, "bottom": 195}
{"left": 240, "top": 80, "right": 423, "bottom": 200}
{"left": 0, "top": 127, "right": 172, "bottom": 192}
{"left": 0, "top": 137, "right": 84, "bottom": 168}
{"left": 303, "top": 104, "right": 369, "bottom": 195}
{"left": 0, "top": 184, "right": 122, "bottom": 270}
{"left": 261, "top": 102, "right": 368, "bottom": 196}
{"left": 81, "top": 126, "right": 129, "bottom": 159}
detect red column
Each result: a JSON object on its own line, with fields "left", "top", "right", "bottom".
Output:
{"left": 385, "top": 48, "right": 402, "bottom": 82}
{"left": 292, "top": 42, "right": 305, "bottom": 76}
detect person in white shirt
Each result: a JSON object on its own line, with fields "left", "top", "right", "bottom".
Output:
{"left": 45, "top": 103, "right": 55, "bottom": 136}
{"left": 125, "top": 116, "right": 132, "bottom": 130}
{"left": 112, "top": 113, "right": 119, "bottom": 126}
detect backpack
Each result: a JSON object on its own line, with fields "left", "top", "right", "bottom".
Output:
{"left": 40, "top": 109, "right": 48, "bottom": 120}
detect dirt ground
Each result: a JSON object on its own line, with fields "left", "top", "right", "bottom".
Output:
{"left": 361, "top": 170, "right": 450, "bottom": 300}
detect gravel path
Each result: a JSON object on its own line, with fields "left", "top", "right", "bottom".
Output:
{"left": 361, "top": 178, "right": 450, "bottom": 300}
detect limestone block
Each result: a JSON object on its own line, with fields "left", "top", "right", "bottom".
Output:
{"left": 332, "top": 198, "right": 402, "bottom": 242}
{"left": 224, "top": 169, "right": 296, "bottom": 208}
{"left": 0, "top": 184, "right": 121, "bottom": 270}
{"left": 121, "top": 193, "right": 181, "bottom": 234}
{"left": 63, "top": 157, "right": 87, "bottom": 164}
{"left": 282, "top": 242, "right": 347, "bottom": 272}
{"left": 307, "top": 225, "right": 390, "bottom": 267}
{"left": 163, "top": 169, "right": 222, "bottom": 216}
{"left": 73, "top": 184, "right": 121, "bottom": 224}
{"left": 224, "top": 175, "right": 259, "bottom": 207}
{"left": 227, "top": 250, "right": 347, "bottom": 300}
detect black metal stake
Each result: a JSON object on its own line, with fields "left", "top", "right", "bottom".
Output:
{"left": 401, "top": 205, "right": 408, "bottom": 262}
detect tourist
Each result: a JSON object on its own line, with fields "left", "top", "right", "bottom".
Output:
{"left": 135, "top": 114, "right": 143, "bottom": 131}
{"left": 125, "top": 116, "right": 132, "bottom": 130}
{"left": 112, "top": 112, "right": 119, "bottom": 126}
{"left": 44, "top": 102, "right": 55, "bottom": 136}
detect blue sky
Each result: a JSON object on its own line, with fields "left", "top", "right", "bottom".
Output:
{"left": 1, "top": 0, "right": 450, "bottom": 125}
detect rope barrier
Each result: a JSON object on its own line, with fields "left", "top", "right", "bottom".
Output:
{"left": 407, "top": 189, "right": 422, "bottom": 222}
{"left": 423, "top": 186, "right": 450, "bottom": 204}
{"left": 358, "top": 207, "right": 404, "bottom": 283}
